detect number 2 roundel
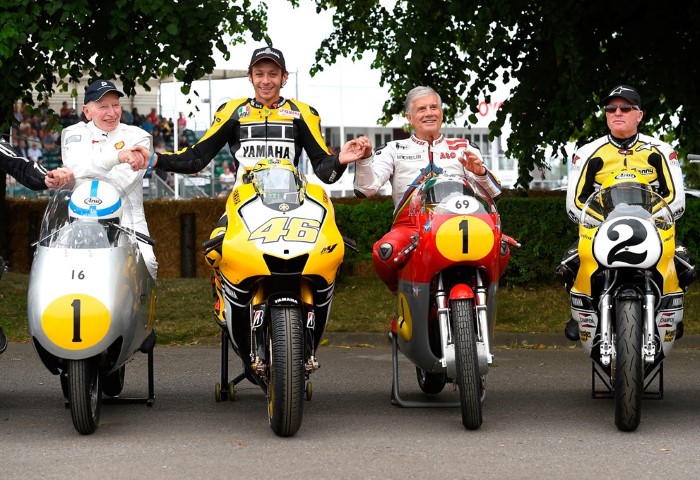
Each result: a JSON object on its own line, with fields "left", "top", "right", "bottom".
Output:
{"left": 435, "top": 216, "right": 495, "bottom": 262}
{"left": 592, "top": 217, "right": 661, "bottom": 268}
{"left": 41, "top": 294, "right": 111, "bottom": 350}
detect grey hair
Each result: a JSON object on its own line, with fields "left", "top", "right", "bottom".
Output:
{"left": 404, "top": 86, "right": 442, "bottom": 115}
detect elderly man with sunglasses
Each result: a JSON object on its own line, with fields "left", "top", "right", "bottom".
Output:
{"left": 558, "top": 84, "right": 695, "bottom": 341}
{"left": 566, "top": 84, "right": 684, "bottom": 221}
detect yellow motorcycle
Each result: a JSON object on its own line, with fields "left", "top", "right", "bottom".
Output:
{"left": 203, "top": 158, "right": 345, "bottom": 437}
{"left": 569, "top": 170, "right": 684, "bottom": 431}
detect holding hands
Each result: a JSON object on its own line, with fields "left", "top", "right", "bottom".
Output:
{"left": 119, "top": 145, "right": 154, "bottom": 171}
{"left": 459, "top": 150, "right": 487, "bottom": 176}
{"left": 339, "top": 135, "right": 373, "bottom": 165}
{"left": 44, "top": 167, "right": 74, "bottom": 189}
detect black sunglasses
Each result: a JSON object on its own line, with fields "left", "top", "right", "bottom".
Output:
{"left": 603, "top": 104, "right": 639, "bottom": 113}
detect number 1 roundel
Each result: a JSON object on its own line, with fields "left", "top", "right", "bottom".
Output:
{"left": 41, "top": 294, "right": 111, "bottom": 350}
{"left": 435, "top": 216, "right": 495, "bottom": 262}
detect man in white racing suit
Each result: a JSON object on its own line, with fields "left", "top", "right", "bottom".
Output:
{"left": 61, "top": 79, "right": 158, "bottom": 279}
{"left": 351, "top": 86, "right": 502, "bottom": 292}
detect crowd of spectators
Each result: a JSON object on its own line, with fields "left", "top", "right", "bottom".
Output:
{"left": 5, "top": 101, "right": 200, "bottom": 193}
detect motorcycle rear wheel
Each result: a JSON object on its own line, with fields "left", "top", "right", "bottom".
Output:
{"left": 267, "top": 306, "right": 305, "bottom": 437}
{"left": 68, "top": 359, "right": 102, "bottom": 435}
{"left": 614, "top": 299, "right": 643, "bottom": 432}
{"left": 416, "top": 367, "right": 447, "bottom": 395}
{"left": 102, "top": 365, "right": 125, "bottom": 397}
{"left": 451, "top": 298, "right": 483, "bottom": 430}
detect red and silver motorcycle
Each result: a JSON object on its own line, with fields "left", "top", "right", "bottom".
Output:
{"left": 390, "top": 174, "right": 519, "bottom": 429}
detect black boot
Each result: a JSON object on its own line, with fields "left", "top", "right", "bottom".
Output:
{"left": 0, "top": 327, "right": 7, "bottom": 354}
{"left": 565, "top": 317, "right": 580, "bottom": 341}
{"left": 676, "top": 321, "right": 684, "bottom": 341}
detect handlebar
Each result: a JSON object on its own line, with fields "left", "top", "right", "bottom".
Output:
{"left": 393, "top": 234, "right": 419, "bottom": 263}
{"left": 107, "top": 223, "right": 156, "bottom": 246}
{"left": 343, "top": 236, "right": 359, "bottom": 253}
{"left": 202, "top": 233, "right": 224, "bottom": 252}
{"left": 503, "top": 234, "right": 522, "bottom": 249}
{"left": 689, "top": 154, "right": 700, "bottom": 163}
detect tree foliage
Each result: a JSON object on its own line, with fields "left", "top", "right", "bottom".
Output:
{"left": 0, "top": 0, "right": 268, "bottom": 132}
{"left": 312, "top": 0, "right": 700, "bottom": 187}
{"left": 0, "top": 0, "right": 269, "bottom": 258}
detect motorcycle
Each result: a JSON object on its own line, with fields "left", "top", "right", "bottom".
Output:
{"left": 390, "top": 173, "right": 519, "bottom": 430}
{"left": 27, "top": 177, "right": 157, "bottom": 434}
{"left": 567, "top": 170, "right": 685, "bottom": 431}
{"left": 203, "top": 158, "right": 346, "bottom": 437}
{"left": 0, "top": 257, "right": 7, "bottom": 354}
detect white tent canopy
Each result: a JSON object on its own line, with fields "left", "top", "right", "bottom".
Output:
{"left": 43, "top": 69, "right": 248, "bottom": 120}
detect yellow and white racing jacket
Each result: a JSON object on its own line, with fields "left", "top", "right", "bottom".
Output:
{"left": 566, "top": 133, "right": 685, "bottom": 222}
{"left": 157, "top": 97, "right": 345, "bottom": 185}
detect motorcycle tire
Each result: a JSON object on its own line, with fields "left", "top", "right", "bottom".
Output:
{"left": 614, "top": 299, "right": 643, "bottom": 432}
{"left": 267, "top": 306, "right": 305, "bottom": 437}
{"left": 102, "top": 365, "right": 126, "bottom": 398}
{"left": 416, "top": 367, "right": 447, "bottom": 395}
{"left": 451, "top": 298, "right": 483, "bottom": 430}
{"left": 68, "top": 358, "right": 102, "bottom": 435}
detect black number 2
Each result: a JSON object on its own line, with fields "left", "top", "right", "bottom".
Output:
{"left": 606, "top": 219, "right": 648, "bottom": 265}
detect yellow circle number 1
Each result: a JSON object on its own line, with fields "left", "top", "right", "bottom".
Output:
{"left": 41, "top": 294, "right": 111, "bottom": 350}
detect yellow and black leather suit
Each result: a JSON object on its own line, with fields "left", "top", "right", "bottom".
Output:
{"left": 156, "top": 97, "right": 346, "bottom": 184}
{"left": 566, "top": 132, "right": 684, "bottom": 222}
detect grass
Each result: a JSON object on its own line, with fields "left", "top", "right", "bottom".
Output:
{"left": 3, "top": 271, "right": 699, "bottom": 345}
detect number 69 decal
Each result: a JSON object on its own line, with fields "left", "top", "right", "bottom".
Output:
{"left": 593, "top": 217, "right": 662, "bottom": 268}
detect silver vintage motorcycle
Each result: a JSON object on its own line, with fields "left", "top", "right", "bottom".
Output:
{"left": 27, "top": 177, "right": 156, "bottom": 434}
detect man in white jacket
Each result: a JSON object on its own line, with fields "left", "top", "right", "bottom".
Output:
{"left": 351, "top": 86, "right": 501, "bottom": 292}
{"left": 61, "top": 79, "right": 157, "bottom": 278}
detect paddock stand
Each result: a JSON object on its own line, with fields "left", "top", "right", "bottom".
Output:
{"left": 591, "top": 360, "right": 664, "bottom": 400}
{"left": 390, "top": 332, "right": 460, "bottom": 408}
{"left": 215, "top": 327, "right": 247, "bottom": 402}
{"left": 64, "top": 330, "right": 156, "bottom": 408}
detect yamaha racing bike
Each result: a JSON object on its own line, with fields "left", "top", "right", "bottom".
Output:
{"left": 203, "top": 158, "right": 345, "bottom": 437}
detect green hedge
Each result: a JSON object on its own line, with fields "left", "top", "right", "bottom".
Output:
{"left": 7, "top": 194, "right": 698, "bottom": 285}
{"left": 332, "top": 194, "right": 700, "bottom": 286}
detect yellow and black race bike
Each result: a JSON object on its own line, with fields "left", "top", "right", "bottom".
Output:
{"left": 568, "top": 170, "right": 685, "bottom": 432}
{"left": 203, "top": 158, "right": 347, "bottom": 437}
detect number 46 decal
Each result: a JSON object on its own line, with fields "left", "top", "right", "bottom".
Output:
{"left": 249, "top": 217, "right": 321, "bottom": 244}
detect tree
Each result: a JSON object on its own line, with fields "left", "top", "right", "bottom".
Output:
{"left": 0, "top": 0, "right": 268, "bottom": 258}
{"left": 312, "top": 0, "right": 700, "bottom": 187}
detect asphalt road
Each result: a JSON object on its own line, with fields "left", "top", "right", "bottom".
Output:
{"left": 2, "top": 337, "right": 700, "bottom": 479}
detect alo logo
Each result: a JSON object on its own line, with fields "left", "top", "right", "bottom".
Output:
{"left": 615, "top": 172, "right": 636, "bottom": 180}
{"left": 83, "top": 197, "right": 103, "bottom": 206}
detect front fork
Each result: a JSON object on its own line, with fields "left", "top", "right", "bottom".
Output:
{"left": 436, "top": 271, "right": 491, "bottom": 378}
{"left": 598, "top": 272, "right": 656, "bottom": 367}
{"left": 249, "top": 281, "right": 320, "bottom": 380}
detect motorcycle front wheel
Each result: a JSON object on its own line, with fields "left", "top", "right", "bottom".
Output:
{"left": 451, "top": 298, "right": 483, "bottom": 430}
{"left": 614, "top": 298, "right": 643, "bottom": 432}
{"left": 267, "top": 306, "right": 305, "bottom": 437}
{"left": 68, "top": 358, "right": 102, "bottom": 435}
